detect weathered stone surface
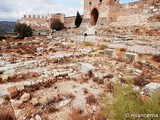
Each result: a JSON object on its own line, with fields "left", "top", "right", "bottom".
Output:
{"left": 30, "top": 98, "right": 39, "bottom": 106}
{"left": 20, "top": 93, "right": 30, "bottom": 102}
{"left": 35, "top": 115, "right": 42, "bottom": 120}
{"left": 7, "top": 86, "right": 19, "bottom": 98}
{"left": 104, "top": 49, "right": 116, "bottom": 56}
{"left": 1, "top": 74, "right": 9, "bottom": 82}
{"left": 17, "top": 85, "right": 25, "bottom": 91}
{"left": 10, "top": 99, "right": 23, "bottom": 109}
{"left": 143, "top": 82, "right": 160, "bottom": 95}
{"left": 93, "top": 72, "right": 103, "bottom": 80}
{"left": 37, "top": 47, "right": 45, "bottom": 52}
{"left": 125, "top": 52, "right": 138, "bottom": 61}
{"left": 81, "top": 63, "right": 95, "bottom": 74}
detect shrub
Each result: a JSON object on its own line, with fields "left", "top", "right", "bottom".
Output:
{"left": 104, "top": 81, "right": 160, "bottom": 120}
{"left": 99, "top": 44, "right": 108, "bottom": 50}
{"left": 84, "top": 41, "right": 93, "bottom": 46}
{"left": 50, "top": 19, "right": 64, "bottom": 31}
{"left": 14, "top": 23, "right": 32, "bottom": 38}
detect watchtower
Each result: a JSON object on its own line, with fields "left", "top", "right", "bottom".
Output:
{"left": 83, "top": 0, "right": 120, "bottom": 28}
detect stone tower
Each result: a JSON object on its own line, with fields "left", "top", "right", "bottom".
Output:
{"left": 83, "top": 0, "right": 120, "bottom": 28}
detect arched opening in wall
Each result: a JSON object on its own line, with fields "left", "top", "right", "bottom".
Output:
{"left": 90, "top": 8, "right": 99, "bottom": 26}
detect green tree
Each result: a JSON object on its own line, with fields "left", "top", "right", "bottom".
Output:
{"left": 75, "top": 11, "right": 82, "bottom": 28}
{"left": 50, "top": 19, "right": 64, "bottom": 31}
{"left": 14, "top": 23, "right": 32, "bottom": 38}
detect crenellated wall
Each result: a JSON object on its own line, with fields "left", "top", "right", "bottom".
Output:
{"left": 18, "top": 0, "right": 160, "bottom": 32}
{"left": 18, "top": 13, "right": 65, "bottom": 31}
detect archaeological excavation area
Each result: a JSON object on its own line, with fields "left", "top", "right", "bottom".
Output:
{"left": 0, "top": 0, "right": 160, "bottom": 120}
{"left": 0, "top": 28, "right": 160, "bottom": 119}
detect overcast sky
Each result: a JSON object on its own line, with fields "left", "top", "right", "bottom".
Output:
{"left": 0, "top": 0, "right": 137, "bottom": 21}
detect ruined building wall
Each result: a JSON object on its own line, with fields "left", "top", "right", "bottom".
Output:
{"left": 64, "top": 15, "right": 83, "bottom": 28}
{"left": 111, "top": 0, "right": 160, "bottom": 27}
{"left": 48, "top": 13, "right": 65, "bottom": 23}
{"left": 82, "top": 0, "right": 120, "bottom": 28}
{"left": 64, "top": 16, "right": 76, "bottom": 28}
{"left": 82, "top": 0, "right": 160, "bottom": 29}
{"left": 18, "top": 0, "right": 160, "bottom": 32}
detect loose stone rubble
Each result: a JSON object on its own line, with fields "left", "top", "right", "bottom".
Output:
{"left": 0, "top": 27, "right": 160, "bottom": 119}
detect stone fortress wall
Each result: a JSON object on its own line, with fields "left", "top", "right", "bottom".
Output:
{"left": 18, "top": 13, "right": 66, "bottom": 31}
{"left": 18, "top": 0, "right": 160, "bottom": 32}
{"left": 112, "top": 0, "right": 160, "bottom": 27}
{"left": 82, "top": 0, "right": 160, "bottom": 29}
{"left": 18, "top": 15, "right": 49, "bottom": 30}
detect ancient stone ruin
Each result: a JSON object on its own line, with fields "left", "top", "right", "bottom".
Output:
{"left": 0, "top": 0, "right": 160, "bottom": 120}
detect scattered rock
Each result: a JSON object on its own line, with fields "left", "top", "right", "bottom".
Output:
{"left": 1, "top": 74, "right": 9, "bottom": 82}
{"left": 125, "top": 52, "right": 138, "bottom": 61}
{"left": 92, "top": 105, "right": 97, "bottom": 112}
{"left": 35, "top": 115, "right": 42, "bottom": 120}
{"left": 17, "top": 85, "right": 25, "bottom": 91}
{"left": 142, "top": 82, "right": 160, "bottom": 96}
{"left": 81, "top": 63, "right": 96, "bottom": 74}
{"left": 30, "top": 98, "right": 39, "bottom": 106}
{"left": 104, "top": 49, "right": 116, "bottom": 57}
{"left": 57, "top": 99, "right": 71, "bottom": 108}
{"left": 20, "top": 93, "right": 30, "bottom": 102}
{"left": 37, "top": 47, "right": 45, "bottom": 52}
{"left": 7, "top": 86, "right": 19, "bottom": 98}
{"left": 10, "top": 99, "right": 23, "bottom": 109}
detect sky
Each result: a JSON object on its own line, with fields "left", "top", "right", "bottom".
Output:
{"left": 0, "top": 0, "right": 137, "bottom": 22}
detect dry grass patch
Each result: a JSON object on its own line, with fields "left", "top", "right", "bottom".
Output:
{"left": 99, "top": 44, "right": 108, "bottom": 50}
{"left": 69, "top": 109, "right": 106, "bottom": 120}
{"left": 84, "top": 41, "right": 93, "bottom": 46}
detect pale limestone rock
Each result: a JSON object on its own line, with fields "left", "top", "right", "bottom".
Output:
{"left": 35, "top": 115, "right": 42, "bottom": 120}
{"left": 30, "top": 98, "right": 39, "bottom": 106}
{"left": 20, "top": 93, "right": 30, "bottom": 102}
{"left": 81, "top": 63, "right": 95, "bottom": 74}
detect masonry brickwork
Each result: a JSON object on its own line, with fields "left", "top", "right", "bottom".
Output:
{"left": 18, "top": 0, "right": 160, "bottom": 32}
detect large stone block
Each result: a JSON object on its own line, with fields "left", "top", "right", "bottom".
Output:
{"left": 7, "top": 86, "right": 19, "bottom": 98}
{"left": 125, "top": 52, "right": 138, "bottom": 61}
{"left": 81, "top": 63, "right": 95, "bottom": 74}
{"left": 104, "top": 49, "right": 116, "bottom": 56}
{"left": 143, "top": 82, "right": 160, "bottom": 96}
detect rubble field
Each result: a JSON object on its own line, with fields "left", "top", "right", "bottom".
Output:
{"left": 0, "top": 35, "right": 159, "bottom": 120}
